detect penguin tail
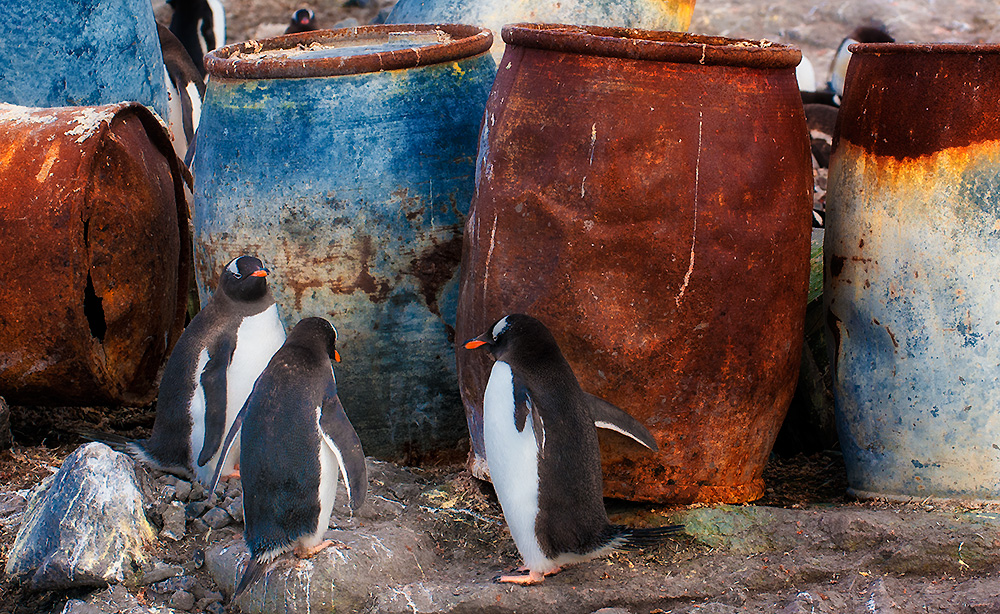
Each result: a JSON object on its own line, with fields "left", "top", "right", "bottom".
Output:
{"left": 615, "top": 524, "right": 685, "bottom": 551}
{"left": 233, "top": 556, "right": 271, "bottom": 598}
{"left": 74, "top": 428, "right": 133, "bottom": 453}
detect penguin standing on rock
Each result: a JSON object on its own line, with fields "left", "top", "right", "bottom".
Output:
{"left": 128, "top": 256, "right": 285, "bottom": 487}
{"left": 464, "top": 314, "right": 682, "bottom": 585}
{"left": 210, "top": 317, "right": 367, "bottom": 598}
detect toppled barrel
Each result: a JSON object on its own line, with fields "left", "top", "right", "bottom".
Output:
{"left": 0, "top": 102, "right": 191, "bottom": 406}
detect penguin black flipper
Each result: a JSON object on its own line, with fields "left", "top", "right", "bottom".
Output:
{"left": 197, "top": 335, "right": 237, "bottom": 468}
{"left": 513, "top": 374, "right": 545, "bottom": 454}
{"left": 585, "top": 393, "right": 658, "bottom": 452}
{"left": 319, "top": 381, "right": 367, "bottom": 511}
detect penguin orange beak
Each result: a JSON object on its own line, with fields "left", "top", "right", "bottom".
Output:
{"left": 463, "top": 339, "right": 488, "bottom": 350}
{"left": 250, "top": 269, "right": 268, "bottom": 277}
{"left": 334, "top": 349, "right": 341, "bottom": 362}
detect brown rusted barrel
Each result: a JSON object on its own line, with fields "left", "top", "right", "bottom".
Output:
{"left": 455, "top": 25, "right": 814, "bottom": 504}
{"left": 0, "top": 102, "right": 191, "bottom": 406}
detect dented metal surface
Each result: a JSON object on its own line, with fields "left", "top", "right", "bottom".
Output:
{"left": 456, "top": 25, "right": 813, "bottom": 503}
{"left": 825, "top": 44, "right": 1000, "bottom": 501}
{"left": 0, "top": 103, "right": 191, "bottom": 406}
{"left": 193, "top": 26, "right": 496, "bottom": 461}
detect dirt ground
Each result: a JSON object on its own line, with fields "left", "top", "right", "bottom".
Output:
{"left": 3, "top": 0, "right": 1000, "bottom": 612}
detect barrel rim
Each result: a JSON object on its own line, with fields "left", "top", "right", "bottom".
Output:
{"left": 205, "top": 23, "right": 493, "bottom": 79}
{"left": 500, "top": 23, "right": 801, "bottom": 69}
{"left": 848, "top": 42, "right": 1000, "bottom": 55}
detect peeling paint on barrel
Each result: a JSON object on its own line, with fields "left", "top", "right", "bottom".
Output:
{"left": 825, "top": 43, "right": 1000, "bottom": 501}
{"left": 192, "top": 26, "right": 495, "bottom": 461}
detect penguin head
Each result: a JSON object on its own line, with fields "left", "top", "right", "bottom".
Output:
{"left": 463, "top": 313, "right": 559, "bottom": 363}
{"left": 286, "top": 8, "right": 318, "bottom": 33}
{"left": 289, "top": 316, "right": 341, "bottom": 362}
{"left": 218, "top": 256, "right": 270, "bottom": 303}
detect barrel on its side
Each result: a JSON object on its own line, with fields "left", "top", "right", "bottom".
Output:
{"left": 457, "top": 25, "right": 814, "bottom": 503}
{"left": 825, "top": 43, "right": 1000, "bottom": 501}
{"left": 193, "top": 25, "right": 495, "bottom": 461}
{"left": 0, "top": 103, "right": 191, "bottom": 406}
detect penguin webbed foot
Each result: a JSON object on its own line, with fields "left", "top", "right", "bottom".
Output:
{"left": 294, "top": 539, "right": 334, "bottom": 559}
{"left": 497, "top": 569, "right": 547, "bottom": 585}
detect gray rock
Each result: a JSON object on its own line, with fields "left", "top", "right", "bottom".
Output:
{"left": 185, "top": 501, "right": 210, "bottom": 519}
{"left": 202, "top": 507, "right": 233, "bottom": 529}
{"left": 204, "top": 602, "right": 226, "bottom": 614}
{"left": 0, "top": 490, "right": 27, "bottom": 517}
{"left": 160, "top": 502, "right": 186, "bottom": 541}
{"left": 152, "top": 574, "right": 197, "bottom": 594}
{"left": 5, "top": 442, "right": 154, "bottom": 590}
{"left": 189, "top": 482, "right": 206, "bottom": 501}
{"left": 139, "top": 562, "right": 183, "bottom": 585}
{"left": 169, "top": 589, "right": 196, "bottom": 611}
{"left": 59, "top": 585, "right": 144, "bottom": 614}
{"left": 333, "top": 17, "right": 360, "bottom": 28}
{"left": 189, "top": 518, "right": 210, "bottom": 534}
{"left": 224, "top": 495, "right": 244, "bottom": 524}
{"left": 592, "top": 608, "right": 633, "bottom": 614}
{"left": 173, "top": 479, "right": 193, "bottom": 502}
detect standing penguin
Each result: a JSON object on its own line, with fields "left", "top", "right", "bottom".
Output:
{"left": 210, "top": 317, "right": 367, "bottom": 597}
{"left": 128, "top": 256, "right": 285, "bottom": 487}
{"left": 464, "top": 314, "right": 682, "bottom": 585}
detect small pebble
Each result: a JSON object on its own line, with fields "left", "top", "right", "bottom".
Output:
{"left": 225, "top": 495, "right": 244, "bottom": 523}
{"left": 189, "top": 518, "right": 210, "bottom": 534}
{"left": 152, "top": 574, "right": 197, "bottom": 594}
{"left": 204, "top": 602, "right": 226, "bottom": 614}
{"left": 160, "top": 502, "right": 186, "bottom": 541}
{"left": 193, "top": 549, "right": 206, "bottom": 569}
{"left": 139, "top": 562, "right": 183, "bottom": 585}
{"left": 202, "top": 507, "right": 234, "bottom": 529}
{"left": 170, "top": 589, "right": 196, "bottom": 611}
{"left": 196, "top": 594, "right": 224, "bottom": 610}
{"left": 186, "top": 501, "right": 210, "bottom": 519}
{"left": 160, "top": 485, "right": 178, "bottom": 502}
{"left": 189, "top": 482, "right": 206, "bottom": 501}
{"left": 174, "top": 479, "right": 193, "bottom": 501}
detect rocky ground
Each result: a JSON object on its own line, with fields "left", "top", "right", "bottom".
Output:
{"left": 3, "top": 0, "right": 1000, "bottom": 613}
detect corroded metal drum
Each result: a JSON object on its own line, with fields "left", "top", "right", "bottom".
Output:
{"left": 192, "top": 25, "right": 495, "bottom": 461}
{"left": 825, "top": 43, "right": 1000, "bottom": 501}
{"left": 0, "top": 0, "right": 168, "bottom": 120}
{"left": 386, "top": 0, "right": 696, "bottom": 61}
{"left": 456, "top": 25, "right": 814, "bottom": 503}
{"left": 0, "top": 103, "right": 191, "bottom": 406}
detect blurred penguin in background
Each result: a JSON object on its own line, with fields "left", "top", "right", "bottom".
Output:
{"left": 285, "top": 8, "right": 318, "bottom": 34}
{"left": 167, "top": 0, "right": 227, "bottom": 78}
{"left": 157, "top": 23, "right": 204, "bottom": 165}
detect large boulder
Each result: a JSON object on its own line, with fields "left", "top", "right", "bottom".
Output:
{"left": 5, "top": 442, "right": 154, "bottom": 590}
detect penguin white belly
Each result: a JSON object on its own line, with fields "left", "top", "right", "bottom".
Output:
{"left": 187, "top": 348, "right": 211, "bottom": 484}
{"left": 214, "top": 304, "right": 285, "bottom": 476}
{"left": 306, "top": 405, "right": 340, "bottom": 549}
{"left": 483, "top": 361, "right": 551, "bottom": 572}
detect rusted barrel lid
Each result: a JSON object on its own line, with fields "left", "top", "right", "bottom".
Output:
{"left": 849, "top": 42, "right": 1000, "bottom": 55}
{"left": 501, "top": 23, "right": 802, "bottom": 69}
{"left": 205, "top": 24, "right": 494, "bottom": 79}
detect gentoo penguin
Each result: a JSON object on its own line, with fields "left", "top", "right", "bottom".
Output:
{"left": 828, "top": 24, "right": 894, "bottom": 101}
{"left": 157, "top": 23, "right": 205, "bottom": 165}
{"left": 210, "top": 317, "right": 367, "bottom": 597}
{"left": 128, "top": 256, "right": 286, "bottom": 487}
{"left": 285, "top": 8, "right": 318, "bottom": 34}
{"left": 464, "top": 314, "right": 682, "bottom": 585}
{"left": 166, "top": 0, "right": 227, "bottom": 78}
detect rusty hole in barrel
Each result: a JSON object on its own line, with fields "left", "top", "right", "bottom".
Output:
{"left": 84, "top": 272, "right": 107, "bottom": 341}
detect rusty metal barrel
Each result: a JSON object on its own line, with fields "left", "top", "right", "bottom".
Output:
{"left": 192, "top": 25, "right": 496, "bottom": 461}
{"left": 0, "top": 103, "right": 191, "bottom": 406}
{"left": 825, "top": 43, "right": 1000, "bottom": 501}
{"left": 456, "top": 25, "right": 814, "bottom": 503}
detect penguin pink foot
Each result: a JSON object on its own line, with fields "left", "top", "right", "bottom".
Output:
{"left": 500, "top": 570, "right": 546, "bottom": 585}
{"left": 294, "top": 540, "right": 333, "bottom": 559}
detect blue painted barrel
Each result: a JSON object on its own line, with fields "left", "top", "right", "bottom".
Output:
{"left": 0, "top": 0, "right": 168, "bottom": 120}
{"left": 825, "top": 43, "right": 1000, "bottom": 501}
{"left": 192, "top": 25, "right": 495, "bottom": 461}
